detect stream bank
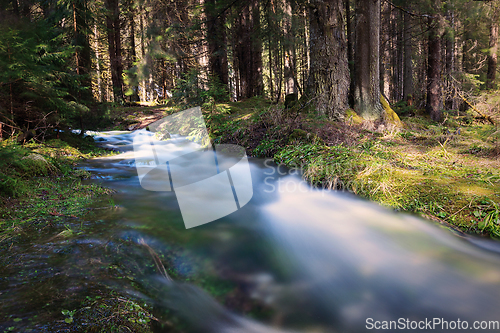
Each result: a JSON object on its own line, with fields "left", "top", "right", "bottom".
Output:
{"left": 103, "top": 98, "right": 500, "bottom": 238}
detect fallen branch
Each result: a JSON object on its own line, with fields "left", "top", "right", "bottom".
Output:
{"left": 457, "top": 92, "right": 496, "bottom": 125}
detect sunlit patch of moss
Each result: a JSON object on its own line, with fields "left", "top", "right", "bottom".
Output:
{"left": 380, "top": 94, "right": 402, "bottom": 126}
{"left": 235, "top": 112, "right": 254, "bottom": 121}
{"left": 345, "top": 109, "right": 364, "bottom": 125}
{"left": 455, "top": 183, "right": 495, "bottom": 196}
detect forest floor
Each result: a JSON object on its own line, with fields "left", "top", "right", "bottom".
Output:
{"left": 104, "top": 97, "right": 500, "bottom": 238}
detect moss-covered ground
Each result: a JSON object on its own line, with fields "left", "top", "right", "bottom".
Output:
{"left": 0, "top": 133, "right": 113, "bottom": 229}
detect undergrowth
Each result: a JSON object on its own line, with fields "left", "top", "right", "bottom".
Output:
{"left": 0, "top": 132, "right": 113, "bottom": 231}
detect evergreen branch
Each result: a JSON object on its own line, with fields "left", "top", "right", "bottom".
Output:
{"left": 382, "top": 0, "right": 433, "bottom": 19}
{"left": 198, "top": 0, "right": 241, "bottom": 26}
{"left": 0, "top": 79, "right": 23, "bottom": 86}
{"left": 213, "top": 0, "right": 241, "bottom": 21}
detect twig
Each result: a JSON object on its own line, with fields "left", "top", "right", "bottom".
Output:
{"left": 447, "top": 199, "right": 474, "bottom": 220}
{"left": 139, "top": 238, "right": 172, "bottom": 282}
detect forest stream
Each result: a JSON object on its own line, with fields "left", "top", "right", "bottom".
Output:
{"left": 3, "top": 130, "right": 500, "bottom": 332}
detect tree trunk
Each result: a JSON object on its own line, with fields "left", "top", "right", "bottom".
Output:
{"left": 284, "top": 0, "right": 297, "bottom": 95}
{"left": 444, "top": 10, "right": 457, "bottom": 110}
{"left": 128, "top": 3, "right": 139, "bottom": 102}
{"left": 345, "top": 0, "right": 354, "bottom": 107}
{"left": 403, "top": 11, "right": 413, "bottom": 102}
{"left": 455, "top": 17, "right": 463, "bottom": 74}
{"left": 205, "top": 0, "right": 229, "bottom": 96}
{"left": 380, "top": 1, "right": 390, "bottom": 100}
{"left": 73, "top": 2, "right": 80, "bottom": 77}
{"left": 114, "top": 0, "right": 124, "bottom": 100}
{"left": 487, "top": 5, "right": 499, "bottom": 89}
{"left": 105, "top": 0, "right": 124, "bottom": 102}
{"left": 94, "top": 24, "right": 103, "bottom": 102}
{"left": 354, "top": 0, "right": 384, "bottom": 120}
{"left": 462, "top": 27, "right": 468, "bottom": 73}
{"left": 72, "top": 0, "right": 92, "bottom": 101}
{"left": 268, "top": 10, "right": 273, "bottom": 100}
{"left": 302, "top": 6, "right": 309, "bottom": 95}
{"left": 139, "top": 3, "right": 147, "bottom": 101}
{"left": 12, "top": 0, "right": 19, "bottom": 16}
{"left": 306, "top": 0, "right": 349, "bottom": 119}
{"left": 396, "top": 10, "right": 404, "bottom": 101}
{"left": 390, "top": 7, "right": 400, "bottom": 102}
{"left": 233, "top": 1, "right": 262, "bottom": 100}
{"left": 426, "top": 17, "right": 443, "bottom": 122}
{"left": 20, "top": 0, "right": 30, "bottom": 19}
{"left": 251, "top": 3, "right": 263, "bottom": 97}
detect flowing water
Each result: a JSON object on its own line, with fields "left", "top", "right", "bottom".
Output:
{"left": 2, "top": 130, "right": 500, "bottom": 332}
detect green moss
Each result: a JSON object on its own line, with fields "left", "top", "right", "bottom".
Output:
{"left": 274, "top": 118, "right": 500, "bottom": 237}
{"left": 287, "top": 129, "right": 324, "bottom": 145}
{"left": 20, "top": 154, "right": 56, "bottom": 177}
{"left": 380, "top": 94, "right": 402, "bottom": 126}
{"left": 345, "top": 108, "right": 364, "bottom": 124}
{"left": 0, "top": 173, "right": 27, "bottom": 198}
{"left": 0, "top": 135, "right": 114, "bottom": 232}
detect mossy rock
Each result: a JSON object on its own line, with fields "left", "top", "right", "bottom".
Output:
{"left": 20, "top": 154, "right": 56, "bottom": 177}
{"left": 288, "top": 129, "right": 324, "bottom": 145}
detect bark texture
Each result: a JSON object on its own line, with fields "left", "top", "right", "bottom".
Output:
{"left": 345, "top": 0, "right": 355, "bottom": 107}
{"left": 105, "top": 0, "right": 124, "bottom": 102}
{"left": 426, "top": 16, "right": 442, "bottom": 122}
{"left": 72, "top": 0, "right": 92, "bottom": 100}
{"left": 307, "top": 0, "right": 349, "bottom": 119}
{"left": 206, "top": 0, "right": 229, "bottom": 93}
{"left": 233, "top": 0, "right": 263, "bottom": 99}
{"left": 487, "top": 5, "right": 499, "bottom": 89}
{"left": 354, "top": 0, "right": 384, "bottom": 120}
{"left": 128, "top": 1, "right": 139, "bottom": 102}
{"left": 403, "top": 11, "right": 413, "bottom": 101}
